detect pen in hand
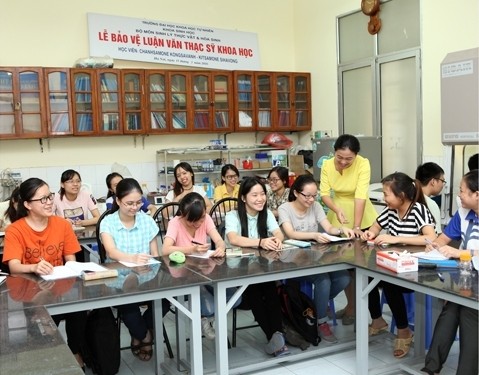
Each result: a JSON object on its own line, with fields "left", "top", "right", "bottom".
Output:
{"left": 191, "top": 240, "right": 204, "bottom": 246}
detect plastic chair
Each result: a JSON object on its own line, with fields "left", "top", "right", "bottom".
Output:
{"left": 95, "top": 208, "right": 174, "bottom": 358}
{"left": 152, "top": 202, "right": 180, "bottom": 243}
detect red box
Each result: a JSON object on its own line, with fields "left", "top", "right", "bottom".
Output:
{"left": 376, "top": 250, "right": 418, "bottom": 273}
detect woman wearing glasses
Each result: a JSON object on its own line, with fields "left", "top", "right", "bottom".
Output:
{"left": 3, "top": 177, "right": 87, "bottom": 371}
{"left": 53, "top": 169, "right": 100, "bottom": 227}
{"left": 278, "top": 174, "right": 354, "bottom": 343}
{"left": 266, "top": 166, "right": 290, "bottom": 218}
{"left": 319, "top": 134, "right": 377, "bottom": 325}
{"left": 100, "top": 178, "right": 159, "bottom": 361}
{"left": 214, "top": 164, "right": 240, "bottom": 201}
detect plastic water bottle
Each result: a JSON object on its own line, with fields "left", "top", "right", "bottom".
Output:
{"left": 459, "top": 252, "right": 473, "bottom": 275}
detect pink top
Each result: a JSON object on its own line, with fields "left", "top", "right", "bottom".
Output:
{"left": 165, "top": 214, "right": 216, "bottom": 246}
{"left": 53, "top": 190, "right": 98, "bottom": 222}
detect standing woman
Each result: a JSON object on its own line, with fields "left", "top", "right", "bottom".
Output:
{"left": 214, "top": 164, "right": 240, "bottom": 201}
{"left": 100, "top": 178, "right": 160, "bottom": 361}
{"left": 165, "top": 162, "right": 213, "bottom": 211}
{"left": 319, "top": 134, "right": 378, "bottom": 324}
{"left": 266, "top": 166, "right": 290, "bottom": 218}
{"left": 53, "top": 169, "right": 100, "bottom": 227}
{"left": 225, "top": 177, "right": 290, "bottom": 357}
{"left": 361, "top": 172, "right": 436, "bottom": 358}
{"left": 2, "top": 178, "right": 87, "bottom": 371}
{"left": 278, "top": 174, "right": 354, "bottom": 343}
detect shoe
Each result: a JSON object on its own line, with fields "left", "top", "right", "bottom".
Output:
{"left": 368, "top": 324, "right": 389, "bottom": 336}
{"left": 393, "top": 335, "right": 413, "bottom": 358}
{"left": 342, "top": 313, "right": 355, "bottom": 326}
{"left": 334, "top": 308, "right": 346, "bottom": 319}
{"left": 201, "top": 317, "right": 215, "bottom": 340}
{"left": 265, "top": 331, "right": 287, "bottom": 355}
{"left": 317, "top": 322, "right": 338, "bottom": 344}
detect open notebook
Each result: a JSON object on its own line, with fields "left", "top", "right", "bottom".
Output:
{"left": 41, "top": 261, "right": 107, "bottom": 281}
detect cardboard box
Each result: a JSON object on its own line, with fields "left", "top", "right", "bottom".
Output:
{"left": 376, "top": 250, "right": 418, "bottom": 273}
{"left": 252, "top": 160, "right": 260, "bottom": 169}
{"left": 289, "top": 154, "right": 306, "bottom": 175}
{"left": 259, "top": 161, "right": 272, "bottom": 168}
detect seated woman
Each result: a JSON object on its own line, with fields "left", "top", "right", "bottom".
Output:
{"left": 361, "top": 172, "right": 436, "bottom": 358}
{"left": 2, "top": 177, "right": 87, "bottom": 371}
{"left": 100, "top": 178, "right": 159, "bottom": 361}
{"left": 53, "top": 169, "right": 100, "bottom": 227}
{"left": 214, "top": 164, "right": 240, "bottom": 202}
{"left": 105, "top": 172, "right": 157, "bottom": 215}
{"left": 278, "top": 174, "right": 354, "bottom": 343}
{"left": 165, "top": 162, "right": 212, "bottom": 211}
{"left": 266, "top": 166, "right": 290, "bottom": 218}
{"left": 421, "top": 170, "right": 478, "bottom": 375}
{"left": 162, "top": 192, "right": 227, "bottom": 340}
{"left": 225, "top": 177, "right": 290, "bottom": 357}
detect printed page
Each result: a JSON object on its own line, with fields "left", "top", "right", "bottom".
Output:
{"left": 411, "top": 249, "right": 448, "bottom": 260}
{"left": 119, "top": 258, "right": 161, "bottom": 267}
{"left": 187, "top": 250, "right": 215, "bottom": 259}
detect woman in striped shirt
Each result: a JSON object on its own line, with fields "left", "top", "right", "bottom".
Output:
{"left": 361, "top": 172, "right": 436, "bottom": 358}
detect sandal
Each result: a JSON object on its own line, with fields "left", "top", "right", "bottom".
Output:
{"left": 137, "top": 346, "right": 153, "bottom": 361}
{"left": 393, "top": 335, "right": 413, "bottom": 358}
{"left": 130, "top": 339, "right": 141, "bottom": 356}
{"left": 273, "top": 344, "right": 291, "bottom": 357}
{"left": 368, "top": 324, "right": 389, "bottom": 336}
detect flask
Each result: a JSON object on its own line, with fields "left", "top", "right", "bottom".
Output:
{"left": 459, "top": 252, "right": 473, "bottom": 275}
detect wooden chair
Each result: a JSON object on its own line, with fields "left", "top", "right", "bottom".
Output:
{"left": 152, "top": 202, "right": 180, "bottom": 243}
{"left": 95, "top": 208, "right": 174, "bottom": 358}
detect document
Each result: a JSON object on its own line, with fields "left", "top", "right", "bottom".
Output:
{"left": 41, "top": 261, "right": 107, "bottom": 281}
{"left": 119, "top": 258, "right": 161, "bottom": 267}
{"left": 411, "top": 249, "right": 448, "bottom": 260}
{"left": 320, "top": 233, "right": 352, "bottom": 243}
{"left": 0, "top": 275, "right": 6, "bottom": 285}
{"left": 187, "top": 250, "right": 215, "bottom": 259}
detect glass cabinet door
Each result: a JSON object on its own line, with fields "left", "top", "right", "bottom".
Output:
{"left": 235, "top": 73, "right": 254, "bottom": 131}
{"left": 46, "top": 69, "right": 72, "bottom": 135}
{"left": 213, "top": 73, "right": 232, "bottom": 131}
{"left": 148, "top": 72, "right": 168, "bottom": 132}
{"left": 0, "top": 69, "right": 15, "bottom": 136}
{"left": 123, "top": 71, "right": 144, "bottom": 134}
{"left": 99, "top": 71, "right": 121, "bottom": 134}
{"left": 276, "top": 74, "right": 291, "bottom": 129}
{"left": 19, "top": 70, "right": 43, "bottom": 135}
{"left": 293, "top": 74, "right": 310, "bottom": 129}
{"left": 193, "top": 74, "right": 210, "bottom": 130}
{"left": 257, "top": 73, "right": 272, "bottom": 130}
{"left": 170, "top": 73, "right": 188, "bottom": 130}
{"left": 72, "top": 71, "right": 95, "bottom": 134}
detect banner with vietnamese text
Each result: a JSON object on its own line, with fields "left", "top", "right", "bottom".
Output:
{"left": 88, "top": 13, "right": 261, "bottom": 70}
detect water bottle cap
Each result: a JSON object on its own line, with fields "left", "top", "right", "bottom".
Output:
{"left": 460, "top": 253, "right": 472, "bottom": 261}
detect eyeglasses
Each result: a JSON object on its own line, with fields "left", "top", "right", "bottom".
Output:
{"left": 299, "top": 192, "right": 318, "bottom": 200}
{"left": 225, "top": 175, "right": 238, "bottom": 180}
{"left": 65, "top": 179, "right": 82, "bottom": 185}
{"left": 436, "top": 178, "right": 447, "bottom": 184}
{"left": 267, "top": 178, "right": 281, "bottom": 184}
{"left": 29, "top": 192, "right": 55, "bottom": 204}
{"left": 121, "top": 200, "right": 143, "bottom": 208}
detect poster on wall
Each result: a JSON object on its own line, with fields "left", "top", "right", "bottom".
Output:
{"left": 87, "top": 13, "right": 261, "bottom": 70}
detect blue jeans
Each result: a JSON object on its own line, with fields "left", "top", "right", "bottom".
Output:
{"left": 201, "top": 285, "right": 241, "bottom": 318}
{"left": 302, "top": 270, "right": 351, "bottom": 323}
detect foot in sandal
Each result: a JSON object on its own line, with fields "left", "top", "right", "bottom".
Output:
{"left": 394, "top": 329, "right": 414, "bottom": 358}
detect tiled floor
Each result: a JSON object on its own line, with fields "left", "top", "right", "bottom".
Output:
{"left": 74, "top": 290, "right": 460, "bottom": 375}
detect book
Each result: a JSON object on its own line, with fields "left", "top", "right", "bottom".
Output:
{"left": 41, "top": 261, "right": 108, "bottom": 281}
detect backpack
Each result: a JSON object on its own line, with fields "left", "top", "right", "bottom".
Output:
{"left": 81, "top": 308, "right": 121, "bottom": 375}
{"left": 277, "top": 282, "right": 321, "bottom": 346}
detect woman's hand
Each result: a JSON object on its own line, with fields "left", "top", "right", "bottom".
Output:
{"left": 211, "top": 245, "right": 226, "bottom": 258}
{"left": 261, "top": 237, "right": 282, "bottom": 251}
{"left": 192, "top": 243, "right": 210, "bottom": 253}
{"left": 374, "top": 234, "right": 398, "bottom": 245}
{"left": 352, "top": 227, "right": 363, "bottom": 237}
{"left": 361, "top": 230, "right": 376, "bottom": 241}
{"left": 131, "top": 253, "right": 152, "bottom": 265}
{"left": 33, "top": 259, "right": 54, "bottom": 275}
{"left": 335, "top": 208, "right": 349, "bottom": 225}
{"left": 315, "top": 233, "right": 331, "bottom": 243}
{"left": 342, "top": 227, "right": 356, "bottom": 238}
{"left": 437, "top": 245, "right": 461, "bottom": 259}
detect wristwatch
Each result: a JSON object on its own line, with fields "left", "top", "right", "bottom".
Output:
{"left": 337, "top": 227, "right": 343, "bottom": 235}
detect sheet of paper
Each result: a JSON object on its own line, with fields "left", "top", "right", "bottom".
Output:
{"left": 411, "top": 249, "right": 448, "bottom": 260}
{"left": 187, "top": 250, "right": 215, "bottom": 259}
{"left": 40, "top": 261, "right": 107, "bottom": 281}
{"left": 119, "top": 258, "right": 161, "bottom": 267}
{"left": 321, "top": 233, "right": 352, "bottom": 243}
{"left": 0, "top": 276, "right": 6, "bottom": 285}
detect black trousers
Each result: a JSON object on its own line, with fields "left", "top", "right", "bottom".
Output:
{"left": 422, "top": 302, "right": 478, "bottom": 375}
{"left": 368, "top": 280, "right": 412, "bottom": 329}
{"left": 52, "top": 311, "right": 87, "bottom": 355}
{"left": 242, "top": 281, "right": 283, "bottom": 340}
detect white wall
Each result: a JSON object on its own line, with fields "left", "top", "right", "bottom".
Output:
{"left": 0, "top": 0, "right": 477, "bottom": 196}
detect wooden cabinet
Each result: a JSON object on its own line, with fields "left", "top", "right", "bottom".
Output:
{"left": 234, "top": 71, "right": 311, "bottom": 132}
{"left": 45, "top": 68, "right": 73, "bottom": 136}
{"left": 71, "top": 69, "right": 123, "bottom": 136}
{"left": 0, "top": 67, "right": 46, "bottom": 139}
{"left": 0, "top": 67, "right": 310, "bottom": 139}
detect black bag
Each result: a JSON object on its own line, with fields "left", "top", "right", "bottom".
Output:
{"left": 82, "top": 308, "right": 121, "bottom": 375}
{"left": 277, "top": 282, "right": 320, "bottom": 346}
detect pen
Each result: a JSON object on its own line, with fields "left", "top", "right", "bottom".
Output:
{"left": 191, "top": 240, "right": 204, "bottom": 246}
{"left": 437, "top": 271, "right": 445, "bottom": 282}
